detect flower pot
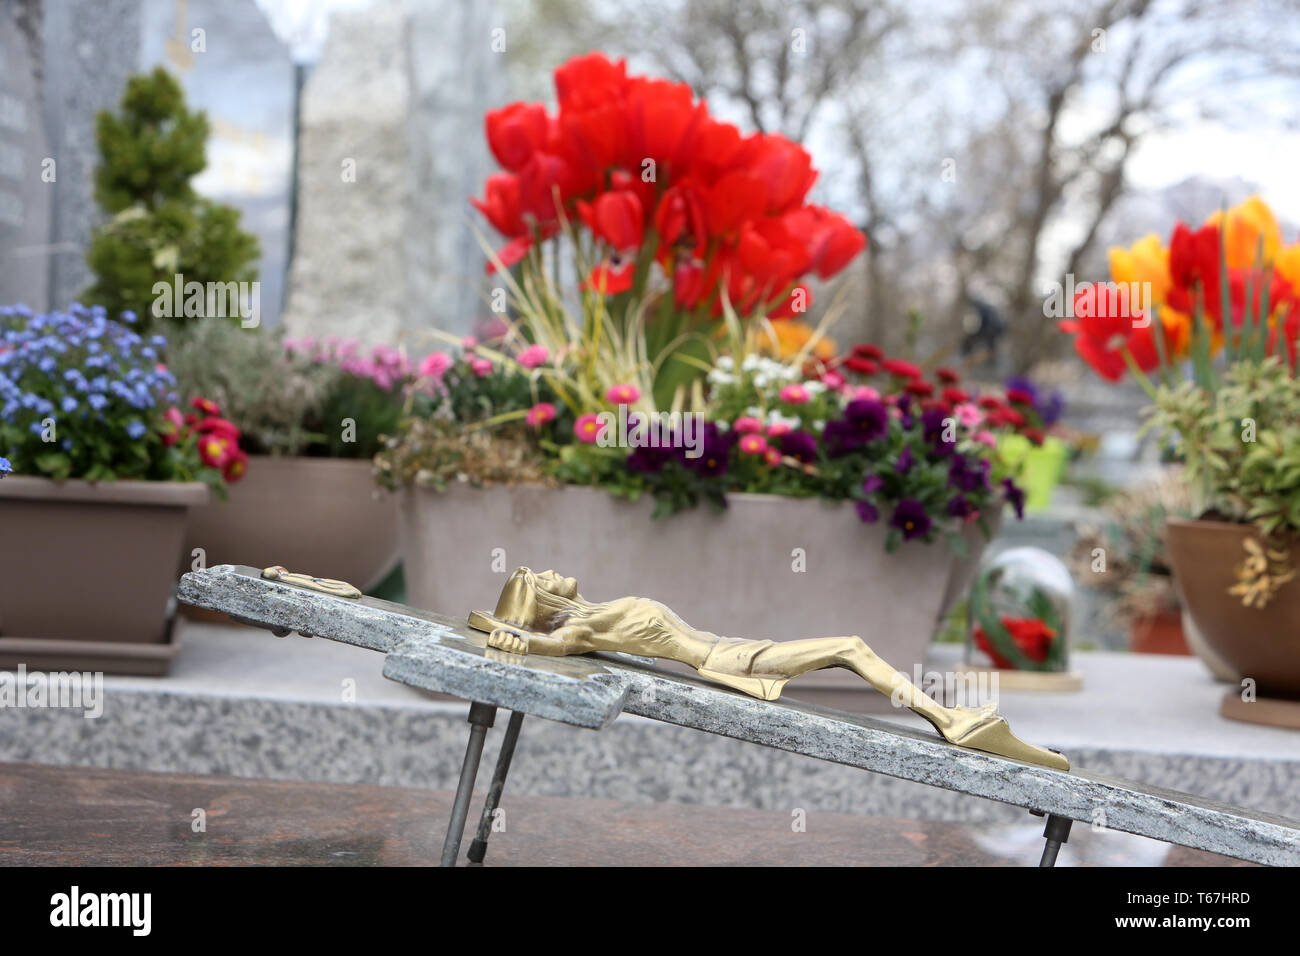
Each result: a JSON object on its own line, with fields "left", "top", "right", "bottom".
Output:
{"left": 399, "top": 483, "right": 991, "bottom": 687}
{"left": 1128, "top": 607, "right": 1190, "bottom": 655}
{"left": 182, "top": 456, "right": 399, "bottom": 593}
{"left": 1181, "top": 608, "right": 1239, "bottom": 683}
{"left": 1165, "top": 517, "right": 1300, "bottom": 696}
{"left": 0, "top": 476, "right": 209, "bottom": 675}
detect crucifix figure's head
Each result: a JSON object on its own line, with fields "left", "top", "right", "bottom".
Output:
{"left": 491, "top": 567, "right": 583, "bottom": 629}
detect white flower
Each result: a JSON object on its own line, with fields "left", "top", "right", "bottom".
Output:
{"left": 716, "top": 355, "right": 735, "bottom": 371}
{"left": 803, "top": 380, "right": 827, "bottom": 395}
{"left": 741, "top": 354, "right": 760, "bottom": 372}
{"left": 708, "top": 369, "right": 736, "bottom": 386}
{"left": 754, "top": 373, "right": 770, "bottom": 388}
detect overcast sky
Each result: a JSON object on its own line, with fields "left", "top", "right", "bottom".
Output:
{"left": 253, "top": 0, "right": 1300, "bottom": 230}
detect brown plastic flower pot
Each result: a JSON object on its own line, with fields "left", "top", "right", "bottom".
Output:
{"left": 1165, "top": 517, "right": 1300, "bottom": 696}
{"left": 181, "top": 456, "right": 399, "bottom": 598}
{"left": 0, "top": 477, "right": 209, "bottom": 676}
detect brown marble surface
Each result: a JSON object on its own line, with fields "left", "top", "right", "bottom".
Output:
{"left": 0, "top": 761, "right": 1250, "bottom": 867}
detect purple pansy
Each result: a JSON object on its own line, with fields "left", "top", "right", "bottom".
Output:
{"left": 1002, "top": 477, "right": 1026, "bottom": 520}
{"left": 890, "top": 498, "right": 931, "bottom": 540}
{"left": 781, "top": 429, "right": 818, "bottom": 463}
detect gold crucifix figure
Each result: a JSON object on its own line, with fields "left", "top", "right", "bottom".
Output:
{"left": 468, "top": 567, "right": 1069, "bottom": 771}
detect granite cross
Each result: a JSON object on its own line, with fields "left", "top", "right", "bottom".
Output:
{"left": 177, "top": 564, "right": 1300, "bottom": 867}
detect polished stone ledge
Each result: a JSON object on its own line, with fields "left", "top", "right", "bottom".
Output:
{"left": 0, "top": 623, "right": 1295, "bottom": 826}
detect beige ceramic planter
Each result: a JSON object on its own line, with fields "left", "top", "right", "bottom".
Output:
{"left": 183, "top": 456, "right": 399, "bottom": 592}
{"left": 400, "top": 483, "right": 990, "bottom": 699}
{"left": 0, "top": 476, "right": 209, "bottom": 675}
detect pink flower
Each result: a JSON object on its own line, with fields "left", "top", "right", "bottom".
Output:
{"left": 852, "top": 385, "right": 880, "bottom": 401}
{"left": 468, "top": 356, "right": 494, "bottom": 377}
{"left": 779, "top": 384, "right": 810, "bottom": 404}
{"left": 973, "top": 430, "right": 997, "bottom": 448}
{"left": 517, "top": 344, "right": 549, "bottom": 368}
{"left": 738, "top": 433, "right": 768, "bottom": 455}
{"left": 526, "top": 402, "right": 556, "bottom": 427}
{"left": 574, "top": 412, "right": 605, "bottom": 444}
{"left": 423, "top": 353, "right": 454, "bottom": 379}
{"left": 159, "top": 407, "right": 184, "bottom": 448}
{"left": 764, "top": 447, "right": 783, "bottom": 466}
{"left": 821, "top": 370, "right": 846, "bottom": 389}
{"left": 766, "top": 421, "right": 792, "bottom": 438}
{"left": 604, "top": 383, "right": 640, "bottom": 405}
{"left": 955, "top": 402, "right": 983, "bottom": 428}
{"left": 733, "top": 416, "right": 764, "bottom": 434}
{"left": 463, "top": 336, "right": 479, "bottom": 350}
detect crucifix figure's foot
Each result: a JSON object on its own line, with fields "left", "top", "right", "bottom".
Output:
{"left": 942, "top": 708, "right": 1069, "bottom": 771}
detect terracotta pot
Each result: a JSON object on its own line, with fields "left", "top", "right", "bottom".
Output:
{"left": 0, "top": 476, "right": 208, "bottom": 675}
{"left": 182, "top": 456, "right": 399, "bottom": 592}
{"left": 399, "top": 483, "right": 994, "bottom": 682}
{"left": 1128, "top": 607, "right": 1190, "bottom": 656}
{"left": 1165, "top": 517, "right": 1300, "bottom": 696}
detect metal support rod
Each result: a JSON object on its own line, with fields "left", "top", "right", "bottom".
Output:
{"left": 440, "top": 701, "right": 497, "bottom": 867}
{"left": 466, "top": 710, "right": 526, "bottom": 865}
{"left": 1038, "top": 813, "right": 1074, "bottom": 867}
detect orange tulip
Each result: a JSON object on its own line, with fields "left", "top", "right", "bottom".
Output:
{"left": 1204, "top": 195, "right": 1281, "bottom": 270}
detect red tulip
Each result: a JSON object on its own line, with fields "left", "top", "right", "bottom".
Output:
{"left": 704, "top": 169, "right": 768, "bottom": 236}
{"left": 737, "top": 133, "right": 817, "bottom": 214}
{"left": 624, "top": 77, "right": 704, "bottom": 175}
{"left": 472, "top": 173, "right": 526, "bottom": 238}
{"left": 485, "top": 102, "right": 549, "bottom": 172}
{"left": 1062, "top": 283, "right": 1164, "bottom": 382}
{"left": 554, "top": 52, "right": 628, "bottom": 112}
{"left": 584, "top": 260, "right": 635, "bottom": 295}
{"left": 653, "top": 183, "right": 708, "bottom": 257}
{"left": 578, "top": 190, "right": 644, "bottom": 251}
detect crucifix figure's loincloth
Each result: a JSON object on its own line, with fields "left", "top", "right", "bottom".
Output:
{"left": 468, "top": 566, "right": 1069, "bottom": 770}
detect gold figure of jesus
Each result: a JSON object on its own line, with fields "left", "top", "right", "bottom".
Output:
{"left": 468, "top": 567, "right": 1069, "bottom": 771}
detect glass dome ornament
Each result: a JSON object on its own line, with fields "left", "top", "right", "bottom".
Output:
{"left": 966, "top": 546, "right": 1075, "bottom": 674}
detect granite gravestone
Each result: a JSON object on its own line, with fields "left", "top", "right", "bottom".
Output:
{"left": 282, "top": 0, "right": 502, "bottom": 347}
{"left": 5, "top": 0, "right": 292, "bottom": 320}
{"left": 0, "top": 0, "right": 51, "bottom": 308}
{"left": 38, "top": 0, "right": 143, "bottom": 311}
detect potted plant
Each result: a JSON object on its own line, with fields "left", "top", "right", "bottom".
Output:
{"left": 1060, "top": 195, "right": 1300, "bottom": 702}
{"left": 0, "top": 304, "right": 241, "bottom": 674}
{"left": 167, "top": 322, "right": 406, "bottom": 591}
{"left": 1069, "top": 470, "right": 1198, "bottom": 655}
{"left": 375, "top": 52, "right": 1043, "bottom": 672}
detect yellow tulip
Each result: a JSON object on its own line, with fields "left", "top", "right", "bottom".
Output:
{"left": 1205, "top": 195, "right": 1281, "bottom": 270}
{"left": 760, "top": 320, "right": 836, "bottom": 361}
{"left": 1108, "top": 233, "right": 1172, "bottom": 305}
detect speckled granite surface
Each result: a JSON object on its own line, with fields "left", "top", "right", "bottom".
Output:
{"left": 1, "top": 621, "right": 1297, "bottom": 832}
